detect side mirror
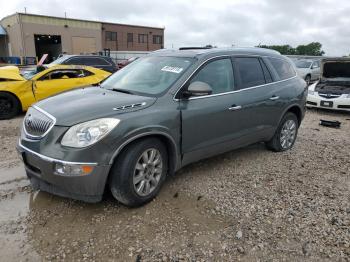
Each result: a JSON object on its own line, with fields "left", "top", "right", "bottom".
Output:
{"left": 183, "top": 81, "right": 213, "bottom": 98}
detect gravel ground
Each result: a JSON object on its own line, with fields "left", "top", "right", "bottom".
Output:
{"left": 0, "top": 108, "right": 349, "bottom": 261}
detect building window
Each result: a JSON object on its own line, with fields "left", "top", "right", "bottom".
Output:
{"left": 106, "top": 31, "right": 117, "bottom": 41}
{"left": 127, "top": 33, "right": 133, "bottom": 43}
{"left": 138, "top": 34, "right": 148, "bottom": 43}
{"left": 153, "top": 35, "right": 162, "bottom": 44}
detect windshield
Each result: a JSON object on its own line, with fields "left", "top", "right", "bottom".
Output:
{"left": 295, "top": 60, "right": 312, "bottom": 68}
{"left": 101, "top": 56, "right": 194, "bottom": 96}
{"left": 50, "top": 56, "right": 68, "bottom": 65}
{"left": 21, "top": 69, "right": 39, "bottom": 80}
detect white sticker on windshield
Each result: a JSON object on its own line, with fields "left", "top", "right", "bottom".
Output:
{"left": 161, "top": 66, "right": 183, "bottom": 74}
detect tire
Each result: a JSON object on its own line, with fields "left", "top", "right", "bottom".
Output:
{"left": 305, "top": 75, "right": 311, "bottom": 85}
{"left": 0, "top": 92, "right": 20, "bottom": 120}
{"left": 266, "top": 112, "right": 299, "bottom": 152}
{"left": 109, "top": 138, "right": 168, "bottom": 207}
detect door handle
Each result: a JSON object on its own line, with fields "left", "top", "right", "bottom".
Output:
{"left": 228, "top": 105, "right": 242, "bottom": 111}
{"left": 269, "top": 96, "right": 280, "bottom": 101}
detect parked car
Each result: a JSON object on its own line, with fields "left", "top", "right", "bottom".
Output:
{"left": 50, "top": 55, "right": 118, "bottom": 73}
{"left": 17, "top": 47, "right": 307, "bottom": 206}
{"left": 307, "top": 58, "right": 350, "bottom": 111}
{"left": 0, "top": 65, "right": 111, "bottom": 119}
{"left": 117, "top": 57, "right": 139, "bottom": 70}
{"left": 294, "top": 59, "right": 321, "bottom": 85}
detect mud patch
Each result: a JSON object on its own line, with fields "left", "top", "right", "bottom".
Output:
{"left": 27, "top": 184, "right": 232, "bottom": 261}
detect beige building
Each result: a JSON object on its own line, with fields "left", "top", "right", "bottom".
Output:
{"left": 0, "top": 13, "right": 164, "bottom": 62}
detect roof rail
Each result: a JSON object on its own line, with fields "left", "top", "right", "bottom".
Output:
{"left": 179, "top": 46, "right": 213, "bottom": 50}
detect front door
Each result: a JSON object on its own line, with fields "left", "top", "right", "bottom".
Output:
{"left": 33, "top": 69, "right": 87, "bottom": 101}
{"left": 180, "top": 58, "right": 247, "bottom": 164}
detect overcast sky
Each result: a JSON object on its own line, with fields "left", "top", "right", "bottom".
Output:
{"left": 1, "top": 0, "right": 349, "bottom": 56}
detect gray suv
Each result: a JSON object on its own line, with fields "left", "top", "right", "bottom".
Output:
{"left": 17, "top": 48, "right": 307, "bottom": 206}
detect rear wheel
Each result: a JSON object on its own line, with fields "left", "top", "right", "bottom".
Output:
{"left": 0, "top": 92, "right": 20, "bottom": 120}
{"left": 266, "top": 112, "right": 299, "bottom": 152}
{"left": 109, "top": 138, "right": 168, "bottom": 207}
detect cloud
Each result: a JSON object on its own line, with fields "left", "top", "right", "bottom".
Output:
{"left": 1, "top": 0, "right": 349, "bottom": 55}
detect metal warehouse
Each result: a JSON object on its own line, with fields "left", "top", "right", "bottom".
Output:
{"left": 0, "top": 13, "right": 164, "bottom": 62}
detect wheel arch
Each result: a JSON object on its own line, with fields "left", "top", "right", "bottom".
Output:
{"left": 109, "top": 132, "right": 179, "bottom": 177}
{"left": 284, "top": 104, "right": 303, "bottom": 126}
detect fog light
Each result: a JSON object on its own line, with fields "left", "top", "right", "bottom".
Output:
{"left": 54, "top": 163, "right": 94, "bottom": 176}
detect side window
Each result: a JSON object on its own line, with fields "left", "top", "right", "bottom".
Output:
{"left": 260, "top": 59, "right": 273, "bottom": 83}
{"left": 39, "top": 69, "right": 91, "bottom": 80}
{"left": 235, "top": 57, "right": 266, "bottom": 89}
{"left": 85, "top": 57, "right": 110, "bottom": 66}
{"left": 313, "top": 61, "right": 320, "bottom": 68}
{"left": 189, "top": 58, "right": 234, "bottom": 95}
{"left": 66, "top": 57, "right": 83, "bottom": 65}
{"left": 267, "top": 57, "right": 296, "bottom": 80}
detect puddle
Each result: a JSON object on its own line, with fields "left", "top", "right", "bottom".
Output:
{"left": 0, "top": 164, "right": 27, "bottom": 184}
{"left": 0, "top": 192, "right": 40, "bottom": 261}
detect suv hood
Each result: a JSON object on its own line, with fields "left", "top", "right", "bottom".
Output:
{"left": 321, "top": 59, "right": 350, "bottom": 81}
{"left": 35, "top": 86, "right": 156, "bottom": 126}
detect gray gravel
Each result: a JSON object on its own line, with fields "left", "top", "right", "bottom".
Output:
{"left": 0, "top": 108, "right": 349, "bottom": 261}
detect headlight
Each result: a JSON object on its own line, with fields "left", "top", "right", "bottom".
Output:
{"left": 308, "top": 90, "right": 315, "bottom": 96}
{"left": 61, "top": 118, "right": 120, "bottom": 148}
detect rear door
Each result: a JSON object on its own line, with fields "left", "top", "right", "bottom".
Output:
{"left": 230, "top": 56, "right": 277, "bottom": 139}
{"left": 310, "top": 60, "right": 321, "bottom": 80}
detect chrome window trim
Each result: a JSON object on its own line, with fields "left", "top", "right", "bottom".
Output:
{"left": 23, "top": 105, "right": 57, "bottom": 140}
{"left": 173, "top": 54, "right": 297, "bottom": 101}
{"left": 18, "top": 140, "right": 98, "bottom": 166}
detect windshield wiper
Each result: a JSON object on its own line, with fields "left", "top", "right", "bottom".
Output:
{"left": 111, "top": 88, "right": 135, "bottom": 95}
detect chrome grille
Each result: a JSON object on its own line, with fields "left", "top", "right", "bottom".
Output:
{"left": 318, "top": 93, "right": 341, "bottom": 99}
{"left": 23, "top": 107, "right": 55, "bottom": 139}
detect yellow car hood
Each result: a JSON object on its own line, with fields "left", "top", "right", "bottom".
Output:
{"left": 0, "top": 66, "right": 26, "bottom": 81}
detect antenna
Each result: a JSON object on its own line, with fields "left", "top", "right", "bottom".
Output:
{"left": 24, "top": 7, "right": 27, "bottom": 13}
{"left": 64, "top": 12, "right": 67, "bottom": 19}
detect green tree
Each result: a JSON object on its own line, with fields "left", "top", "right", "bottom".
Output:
{"left": 295, "top": 42, "right": 325, "bottom": 56}
{"left": 257, "top": 42, "right": 325, "bottom": 56}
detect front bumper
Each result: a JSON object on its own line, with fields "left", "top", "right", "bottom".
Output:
{"left": 17, "top": 141, "right": 111, "bottom": 203}
{"left": 306, "top": 94, "right": 350, "bottom": 112}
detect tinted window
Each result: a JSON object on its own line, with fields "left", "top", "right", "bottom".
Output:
{"left": 190, "top": 58, "right": 234, "bottom": 95}
{"left": 66, "top": 57, "right": 84, "bottom": 65}
{"left": 260, "top": 60, "right": 273, "bottom": 83}
{"left": 235, "top": 57, "right": 265, "bottom": 89}
{"left": 268, "top": 57, "right": 295, "bottom": 80}
{"left": 84, "top": 57, "right": 110, "bottom": 66}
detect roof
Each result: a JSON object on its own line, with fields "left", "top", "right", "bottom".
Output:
{"left": 1, "top": 12, "right": 164, "bottom": 31}
{"left": 151, "top": 47, "right": 283, "bottom": 59}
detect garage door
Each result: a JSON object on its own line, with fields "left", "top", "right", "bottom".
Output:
{"left": 72, "top": 37, "right": 97, "bottom": 54}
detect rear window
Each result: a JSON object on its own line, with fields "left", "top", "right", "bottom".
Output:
{"left": 267, "top": 57, "right": 296, "bottom": 80}
{"left": 235, "top": 57, "right": 266, "bottom": 89}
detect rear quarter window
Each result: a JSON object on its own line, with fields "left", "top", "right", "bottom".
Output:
{"left": 267, "top": 57, "right": 296, "bottom": 80}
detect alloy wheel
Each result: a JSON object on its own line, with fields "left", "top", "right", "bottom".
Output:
{"left": 280, "top": 119, "right": 297, "bottom": 149}
{"left": 133, "top": 148, "right": 163, "bottom": 197}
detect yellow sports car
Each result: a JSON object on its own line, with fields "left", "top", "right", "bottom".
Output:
{"left": 0, "top": 65, "right": 111, "bottom": 119}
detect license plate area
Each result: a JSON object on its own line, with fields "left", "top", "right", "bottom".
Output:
{"left": 320, "top": 101, "right": 333, "bottom": 108}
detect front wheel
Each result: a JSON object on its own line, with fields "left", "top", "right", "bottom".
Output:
{"left": 0, "top": 92, "right": 20, "bottom": 120}
{"left": 266, "top": 112, "right": 299, "bottom": 152}
{"left": 109, "top": 138, "right": 168, "bottom": 207}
